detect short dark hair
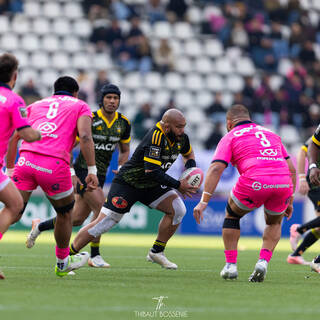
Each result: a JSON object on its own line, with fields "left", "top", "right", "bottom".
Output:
{"left": 54, "top": 76, "right": 79, "bottom": 94}
{"left": 0, "top": 53, "right": 18, "bottom": 83}
{"left": 226, "top": 104, "right": 250, "bottom": 120}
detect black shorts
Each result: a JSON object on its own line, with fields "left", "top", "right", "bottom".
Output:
{"left": 308, "top": 187, "right": 320, "bottom": 211}
{"left": 74, "top": 167, "right": 105, "bottom": 196}
{"left": 104, "top": 179, "right": 173, "bottom": 214}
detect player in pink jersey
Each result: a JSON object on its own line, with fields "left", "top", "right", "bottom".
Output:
{"left": 193, "top": 105, "right": 296, "bottom": 282}
{"left": 0, "top": 53, "right": 41, "bottom": 279}
{"left": 6, "top": 76, "right": 99, "bottom": 277}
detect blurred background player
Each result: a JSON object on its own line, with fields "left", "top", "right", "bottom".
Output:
{"left": 287, "top": 136, "right": 320, "bottom": 265}
{"left": 0, "top": 53, "right": 41, "bottom": 279}
{"left": 194, "top": 105, "right": 296, "bottom": 282}
{"left": 68, "top": 109, "right": 198, "bottom": 269}
{"left": 306, "top": 125, "right": 320, "bottom": 273}
{"left": 6, "top": 76, "right": 99, "bottom": 277}
{"left": 26, "top": 84, "right": 131, "bottom": 269}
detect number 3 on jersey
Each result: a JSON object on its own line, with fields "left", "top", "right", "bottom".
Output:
{"left": 46, "top": 102, "right": 59, "bottom": 119}
{"left": 255, "top": 131, "right": 271, "bottom": 147}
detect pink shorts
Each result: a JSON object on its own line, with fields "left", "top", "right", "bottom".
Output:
{"left": 13, "top": 152, "right": 73, "bottom": 199}
{"left": 231, "top": 175, "right": 293, "bottom": 214}
{"left": 0, "top": 166, "right": 10, "bottom": 191}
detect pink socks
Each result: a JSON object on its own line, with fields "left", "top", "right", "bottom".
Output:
{"left": 224, "top": 250, "right": 238, "bottom": 264}
{"left": 0, "top": 232, "right": 3, "bottom": 240}
{"left": 259, "top": 248, "right": 272, "bottom": 262}
{"left": 55, "top": 246, "right": 70, "bottom": 259}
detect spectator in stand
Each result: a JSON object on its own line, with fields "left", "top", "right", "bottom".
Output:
{"left": 133, "top": 102, "right": 154, "bottom": 140}
{"left": 105, "top": 19, "right": 124, "bottom": 58}
{"left": 242, "top": 76, "right": 255, "bottom": 110}
{"left": 230, "top": 21, "right": 248, "bottom": 49}
{"left": 289, "top": 22, "right": 304, "bottom": 57}
{"left": 77, "top": 70, "right": 95, "bottom": 106}
{"left": 136, "top": 35, "right": 153, "bottom": 73}
{"left": 157, "top": 98, "right": 175, "bottom": 121}
{"left": 205, "top": 92, "right": 225, "bottom": 124}
{"left": 110, "top": 0, "right": 136, "bottom": 21}
{"left": 146, "top": 0, "right": 167, "bottom": 24}
{"left": 166, "top": 0, "right": 188, "bottom": 23}
{"left": 204, "top": 122, "right": 223, "bottom": 150}
{"left": 303, "top": 104, "right": 320, "bottom": 139}
{"left": 0, "top": 0, "right": 9, "bottom": 14}
{"left": 19, "top": 79, "right": 41, "bottom": 106}
{"left": 299, "top": 40, "right": 317, "bottom": 70}
{"left": 81, "top": 0, "right": 108, "bottom": 22}
{"left": 94, "top": 70, "right": 110, "bottom": 105}
{"left": 154, "top": 39, "right": 175, "bottom": 74}
{"left": 89, "top": 21, "right": 108, "bottom": 52}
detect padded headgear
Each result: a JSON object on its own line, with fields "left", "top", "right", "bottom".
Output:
{"left": 100, "top": 83, "right": 121, "bottom": 106}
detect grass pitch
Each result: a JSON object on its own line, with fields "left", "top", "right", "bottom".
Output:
{"left": 0, "top": 232, "right": 319, "bottom": 320}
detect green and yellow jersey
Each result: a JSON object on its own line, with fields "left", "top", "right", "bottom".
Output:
{"left": 74, "top": 109, "right": 131, "bottom": 177}
{"left": 118, "top": 121, "right": 192, "bottom": 189}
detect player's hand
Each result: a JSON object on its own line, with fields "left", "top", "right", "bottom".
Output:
{"left": 5, "top": 167, "right": 14, "bottom": 177}
{"left": 298, "top": 180, "right": 309, "bottom": 195}
{"left": 193, "top": 202, "right": 207, "bottom": 224}
{"left": 85, "top": 174, "right": 98, "bottom": 192}
{"left": 178, "top": 177, "right": 198, "bottom": 198}
{"left": 112, "top": 169, "right": 119, "bottom": 174}
{"left": 309, "top": 167, "right": 320, "bottom": 186}
{"left": 284, "top": 203, "right": 293, "bottom": 220}
{"left": 71, "top": 174, "right": 82, "bottom": 191}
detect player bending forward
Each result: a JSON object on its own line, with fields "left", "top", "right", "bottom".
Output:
{"left": 194, "top": 104, "right": 296, "bottom": 282}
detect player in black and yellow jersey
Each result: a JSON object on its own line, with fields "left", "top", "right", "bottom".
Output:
{"left": 287, "top": 136, "right": 320, "bottom": 265}
{"left": 26, "top": 84, "right": 131, "bottom": 268}
{"left": 69, "top": 109, "right": 199, "bottom": 269}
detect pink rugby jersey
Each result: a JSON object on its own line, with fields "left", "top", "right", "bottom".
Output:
{"left": 0, "top": 84, "right": 30, "bottom": 166}
{"left": 20, "top": 94, "right": 92, "bottom": 164}
{"left": 212, "top": 121, "right": 290, "bottom": 178}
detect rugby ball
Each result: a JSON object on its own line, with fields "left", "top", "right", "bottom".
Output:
{"left": 179, "top": 167, "right": 204, "bottom": 188}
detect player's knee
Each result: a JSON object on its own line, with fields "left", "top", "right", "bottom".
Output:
{"left": 172, "top": 197, "right": 186, "bottom": 225}
{"left": 88, "top": 209, "right": 124, "bottom": 237}
{"left": 54, "top": 201, "right": 75, "bottom": 215}
{"left": 226, "top": 203, "right": 242, "bottom": 219}
{"left": 223, "top": 218, "right": 240, "bottom": 230}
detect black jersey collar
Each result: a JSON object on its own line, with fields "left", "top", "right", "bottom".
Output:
{"left": 0, "top": 82, "right": 11, "bottom": 90}
{"left": 54, "top": 91, "right": 74, "bottom": 96}
{"left": 156, "top": 122, "right": 175, "bottom": 146}
{"left": 234, "top": 120, "right": 253, "bottom": 128}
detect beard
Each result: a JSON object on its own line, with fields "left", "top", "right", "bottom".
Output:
{"left": 167, "top": 131, "right": 182, "bottom": 142}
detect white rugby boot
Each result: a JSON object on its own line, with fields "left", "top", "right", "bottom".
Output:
{"left": 88, "top": 255, "right": 110, "bottom": 268}
{"left": 249, "top": 259, "right": 268, "bottom": 282}
{"left": 55, "top": 252, "right": 89, "bottom": 277}
{"left": 220, "top": 263, "right": 238, "bottom": 280}
{"left": 147, "top": 250, "right": 178, "bottom": 269}
{"left": 310, "top": 259, "right": 320, "bottom": 273}
{"left": 26, "top": 218, "right": 41, "bottom": 248}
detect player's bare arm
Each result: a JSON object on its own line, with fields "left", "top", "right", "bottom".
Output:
{"left": 297, "top": 146, "right": 309, "bottom": 195}
{"left": 308, "top": 140, "right": 320, "bottom": 186}
{"left": 284, "top": 157, "right": 296, "bottom": 220}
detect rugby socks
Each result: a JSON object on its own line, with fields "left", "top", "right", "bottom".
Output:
{"left": 90, "top": 242, "right": 100, "bottom": 258}
{"left": 292, "top": 229, "right": 319, "bottom": 256}
{"left": 297, "top": 217, "right": 320, "bottom": 234}
{"left": 0, "top": 232, "right": 3, "bottom": 240}
{"left": 70, "top": 243, "right": 79, "bottom": 255}
{"left": 151, "top": 240, "right": 166, "bottom": 253}
{"left": 314, "top": 255, "right": 320, "bottom": 263}
{"left": 224, "top": 250, "right": 237, "bottom": 264}
{"left": 55, "top": 246, "right": 70, "bottom": 270}
{"left": 38, "top": 217, "right": 56, "bottom": 232}
{"left": 259, "top": 248, "right": 272, "bottom": 262}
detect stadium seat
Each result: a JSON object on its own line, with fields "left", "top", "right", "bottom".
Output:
{"left": 92, "top": 53, "right": 112, "bottom": 70}
{"left": 64, "top": 2, "right": 83, "bottom": 19}
{"left": 24, "top": 2, "right": 42, "bottom": 17}
{"left": 12, "top": 50, "right": 28, "bottom": 68}
{"left": 52, "top": 52, "right": 70, "bottom": 70}
{"left": 154, "top": 89, "right": 171, "bottom": 107}
{"left": 40, "top": 69, "right": 60, "bottom": 88}
{"left": 140, "top": 21, "right": 152, "bottom": 37}
{"left": 32, "top": 17, "right": 51, "bottom": 35}
{"left": 203, "top": 5, "right": 222, "bottom": 20}
{"left": 221, "top": 92, "right": 234, "bottom": 108}
{"left": 109, "top": 70, "right": 122, "bottom": 86}
{"left": 234, "top": 56, "right": 256, "bottom": 76}
{"left": 204, "top": 39, "right": 224, "bottom": 58}
{"left": 61, "top": 35, "right": 81, "bottom": 53}
{"left": 0, "top": 15, "right": 9, "bottom": 33}
{"left": 173, "top": 22, "right": 193, "bottom": 40}
{"left": 71, "top": 53, "right": 91, "bottom": 69}
{"left": 187, "top": 6, "right": 202, "bottom": 24}
{"left": 279, "top": 125, "right": 300, "bottom": 146}
{"left": 174, "top": 90, "right": 194, "bottom": 108}
{"left": 52, "top": 18, "right": 71, "bottom": 36}
{"left": 30, "top": 51, "right": 50, "bottom": 69}
{"left": 194, "top": 56, "right": 213, "bottom": 74}
{"left": 144, "top": 72, "right": 162, "bottom": 90}
{"left": 205, "top": 74, "right": 224, "bottom": 92}
{"left": 168, "top": 38, "right": 183, "bottom": 56}
{"left": 164, "top": 72, "right": 184, "bottom": 90}
{"left": 278, "top": 58, "right": 293, "bottom": 76}
{"left": 175, "top": 56, "right": 193, "bottom": 73}
{"left": 133, "top": 89, "right": 152, "bottom": 105}
{"left": 12, "top": 15, "right": 31, "bottom": 34}
{"left": 186, "top": 109, "right": 206, "bottom": 126}
{"left": 225, "top": 74, "right": 244, "bottom": 92}
{"left": 1, "top": 34, "right": 19, "bottom": 51}
{"left": 42, "top": 35, "right": 61, "bottom": 52}
{"left": 184, "top": 39, "right": 202, "bottom": 57}
{"left": 20, "top": 68, "right": 39, "bottom": 83}
{"left": 185, "top": 73, "right": 205, "bottom": 91}
{"left": 195, "top": 90, "right": 214, "bottom": 109}
{"left": 73, "top": 19, "right": 92, "bottom": 38}
{"left": 21, "top": 34, "right": 40, "bottom": 52}
{"left": 123, "top": 72, "right": 143, "bottom": 90}
{"left": 269, "top": 75, "right": 284, "bottom": 91}
{"left": 215, "top": 57, "right": 234, "bottom": 75}
{"left": 153, "top": 21, "right": 173, "bottom": 39}
{"left": 225, "top": 47, "right": 243, "bottom": 61}
{"left": 43, "top": 2, "right": 61, "bottom": 18}
{"left": 118, "top": 88, "right": 131, "bottom": 107}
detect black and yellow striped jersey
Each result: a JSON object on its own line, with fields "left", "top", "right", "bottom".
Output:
{"left": 118, "top": 121, "right": 192, "bottom": 189}
{"left": 74, "top": 109, "right": 131, "bottom": 177}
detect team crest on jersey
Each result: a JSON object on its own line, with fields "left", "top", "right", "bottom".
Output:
{"left": 19, "top": 107, "right": 27, "bottom": 118}
{"left": 149, "top": 146, "right": 161, "bottom": 158}
{"left": 112, "top": 196, "right": 128, "bottom": 209}
{"left": 117, "top": 126, "right": 121, "bottom": 133}
{"left": 96, "top": 126, "right": 103, "bottom": 131}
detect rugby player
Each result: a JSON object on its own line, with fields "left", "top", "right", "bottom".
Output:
{"left": 0, "top": 53, "right": 41, "bottom": 279}
{"left": 6, "top": 76, "right": 99, "bottom": 277}
{"left": 25, "top": 84, "right": 131, "bottom": 268}
{"left": 68, "top": 108, "right": 199, "bottom": 269}
{"left": 193, "top": 104, "right": 296, "bottom": 282}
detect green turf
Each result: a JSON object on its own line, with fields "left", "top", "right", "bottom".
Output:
{"left": 0, "top": 232, "right": 319, "bottom": 320}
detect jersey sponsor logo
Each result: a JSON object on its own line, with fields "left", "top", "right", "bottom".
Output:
{"left": 161, "top": 162, "right": 172, "bottom": 170}
{"left": 96, "top": 125, "right": 103, "bottom": 131}
{"left": 256, "top": 156, "right": 283, "bottom": 161}
{"left": 17, "top": 156, "right": 26, "bottom": 166}
{"left": 112, "top": 196, "right": 128, "bottom": 209}
{"left": 94, "top": 143, "right": 116, "bottom": 151}
{"left": 0, "top": 94, "right": 7, "bottom": 103}
{"left": 37, "top": 122, "right": 58, "bottom": 138}
{"left": 109, "top": 136, "right": 120, "bottom": 142}
{"left": 19, "top": 107, "right": 27, "bottom": 118}
{"left": 234, "top": 125, "right": 254, "bottom": 136}
{"left": 149, "top": 146, "right": 161, "bottom": 158}
{"left": 259, "top": 149, "right": 278, "bottom": 156}
{"left": 252, "top": 182, "right": 262, "bottom": 190}
{"left": 92, "top": 134, "right": 107, "bottom": 141}
{"left": 17, "top": 156, "right": 53, "bottom": 174}
{"left": 93, "top": 120, "right": 103, "bottom": 127}
{"left": 252, "top": 181, "right": 290, "bottom": 190}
